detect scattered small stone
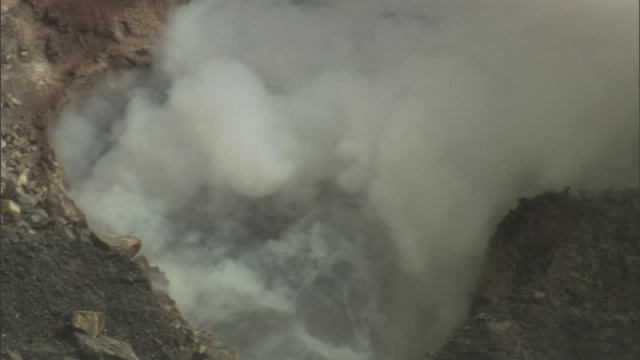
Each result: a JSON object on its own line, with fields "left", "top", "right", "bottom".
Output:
{"left": 488, "top": 320, "right": 515, "bottom": 336}
{"left": 16, "top": 172, "right": 28, "bottom": 186}
{"left": 11, "top": 135, "right": 25, "bottom": 147}
{"left": 16, "top": 193, "right": 37, "bottom": 212}
{"left": 212, "top": 340, "right": 229, "bottom": 349}
{"left": 189, "top": 330, "right": 239, "bottom": 360}
{"left": 63, "top": 225, "right": 76, "bottom": 240}
{"left": 18, "top": 50, "right": 28, "bottom": 59}
{"left": 1, "top": 138, "right": 6, "bottom": 149}
{"left": 75, "top": 333, "right": 140, "bottom": 360}
{"left": 93, "top": 232, "right": 142, "bottom": 258}
{"left": 70, "top": 311, "right": 106, "bottom": 338}
{"left": 533, "top": 291, "right": 545, "bottom": 300}
{"left": 6, "top": 350, "right": 23, "bottom": 360}
{"left": 1, "top": 199, "right": 21, "bottom": 215}
{"left": 46, "top": 183, "right": 87, "bottom": 226}
{"left": 9, "top": 96, "right": 21, "bottom": 106}
{"left": 28, "top": 208, "right": 50, "bottom": 227}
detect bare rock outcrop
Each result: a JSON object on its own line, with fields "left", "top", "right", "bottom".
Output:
{"left": 431, "top": 189, "right": 640, "bottom": 360}
{"left": 1, "top": 1, "right": 238, "bottom": 359}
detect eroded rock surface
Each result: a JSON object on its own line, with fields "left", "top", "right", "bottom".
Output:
{"left": 0, "top": 184, "right": 239, "bottom": 359}
{"left": 1, "top": 1, "right": 237, "bottom": 359}
{"left": 432, "top": 189, "right": 640, "bottom": 360}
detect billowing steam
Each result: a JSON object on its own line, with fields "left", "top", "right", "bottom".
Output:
{"left": 51, "top": 0, "right": 639, "bottom": 359}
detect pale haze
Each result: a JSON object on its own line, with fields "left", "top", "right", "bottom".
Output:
{"left": 51, "top": 0, "right": 639, "bottom": 359}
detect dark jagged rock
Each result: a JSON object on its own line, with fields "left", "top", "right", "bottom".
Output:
{"left": 432, "top": 188, "right": 640, "bottom": 360}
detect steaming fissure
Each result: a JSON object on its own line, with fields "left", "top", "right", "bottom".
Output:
{"left": 51, "top": 0, "right": 639, "bottom": 359}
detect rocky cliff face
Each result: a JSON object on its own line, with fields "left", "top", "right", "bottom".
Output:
{"left": 431, "top": 189, "right": 640, "bottom": 360}
{"left": 1, "top": 1, "right": 237, "bottom": 359}
{"left": 1, "top": 1, "right": 639, "bottom": 360}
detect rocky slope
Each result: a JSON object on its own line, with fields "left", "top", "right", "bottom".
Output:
{"left": 1, "top": 1, "right": 639, "bottom": 359}
{"left": 1, "top": 1, "right": 237, "bottom": 359}
{"left": 431, "top": 189, "right": 640, "bottom": 360}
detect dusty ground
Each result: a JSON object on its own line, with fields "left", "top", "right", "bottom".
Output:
{"left": 1, "top": 0, "right": 639, "bottom": 359}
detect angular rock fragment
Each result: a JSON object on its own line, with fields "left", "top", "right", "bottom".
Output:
{"left": 75, "top": 333, "right": 140, "bottom": 360}
{"left": 92, "top": 232, "right": 142, "bottom": 258}
{"left": 1, "top": 199, "right": 21, "bottom": 215}
{"left": 28, "top": 208, "right": 50, "bottom": 227}
{"left": 191, "top": 330, "right": 240, "bottom": 360}
{"left": 5, "top": 350, "right": 23, "bottom": 360}
{"left": 45, "top": 183, "right": 87, "bottom": 227}
{"left": 16, "top": 172, "right": 28, "bottom": 187}
{"left": 70, "top": 311, "right": 106, "bottom": 338}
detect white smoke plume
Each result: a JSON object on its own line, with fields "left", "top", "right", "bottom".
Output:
{"left": 51, "top": 0, "right": 639, "bottom": 359}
